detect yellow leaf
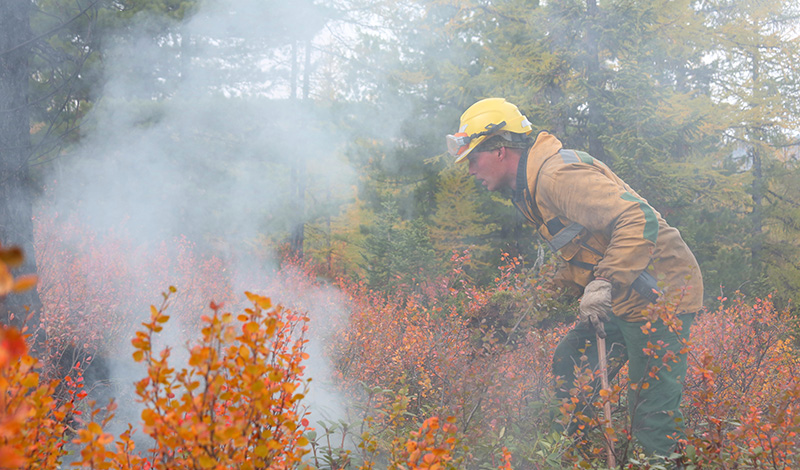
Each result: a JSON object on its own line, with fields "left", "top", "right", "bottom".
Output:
{"left": 198, "top": 454, "right": 216, "bottom": 468}
{"left": 88, "top": 422, "right": 103, "bottom": 435}
{"left": 141, "top": 409, "right": 156, "bottom": 426}
{"left": 221, "top": 426, "right": 239, "bottom": 441}
{"left": 254, "top": 444, "right": 269, "bottom": 457}
{"left": 132, "top": 350, "right": 144, "bottom": 362}
{"left": 244, "top": 322, "right": 260, "bottom": 335}
{"left": 11, "top": 274, "right": 37, "bottom": 293}
{"left": 257, "top": 296, "right": 272, "bottom": 309}
{"left": 0, "top": 264, "right": 13, "bottom": 295}
{"left": 21, "top": 372, "right": 39, "bottom": 388}
{"left": 269, "top": 370, "right": 284, "bottom": 382}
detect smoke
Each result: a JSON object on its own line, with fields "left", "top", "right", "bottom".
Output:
{"left": 39, "top": 0, "right": 355, "bottom": 442}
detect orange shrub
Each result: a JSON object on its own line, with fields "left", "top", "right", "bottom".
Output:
{"left": 10, "top": 212, "right": 800, "bottom": 470}
{"left": 116, "top": 290, "right": 312, "bottom": 470}
{"left": 0, "top": 325, "right": 73, "bottom": 468}
{"left": 2, "top": 286, "right": 313, "bottom": 469}
{"left": 683, "top": 294, "right": 800, "bottom": 468}
{"left": 393, "top": 416, "right": 460, "bottom": 470}
{"left": 327, "top": 250, "right": 800, "bottom": 469}
{"left": 0, "top": 242, "right": 77, "bottom": 469}
{"left": 328, "top": 251, "right": 568, "bottom": 468}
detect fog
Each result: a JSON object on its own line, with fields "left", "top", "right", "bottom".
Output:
{"left": 39, "top": 0, "right": 365, "bottom": 439}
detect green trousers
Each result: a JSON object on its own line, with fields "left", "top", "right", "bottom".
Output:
{"left": 552, "top": 312, "right": 694, "bottom": 457}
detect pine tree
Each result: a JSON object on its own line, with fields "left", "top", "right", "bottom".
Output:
{"left": 697, "top": 0, "right": 800, "bottom": 299}
{"left": 360, "top": 198, "right": 437, "bottom": 293}
{"left": 430, "top": 165, "right": 498, "bottom": 272}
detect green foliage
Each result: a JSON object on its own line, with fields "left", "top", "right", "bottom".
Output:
{"left": 332, "top": 0, "right": 800, "bottom": 308}
{"left": 430, "top": 165, "right": 498, "bottom": 273}
{"left": 692, "top": 0, "right": 800, "bottom": 297}
{"left": 762, "top": 155, "right": 800, "bottom": 307}
{"left": 24, "top": 0, "right": 800, "bottom": 316}
{"left": 27, "top": 0, "right": 105, "bottom": 165}
{"left": 360, "top": 198, "right": 438, "bottom": 293}
{"left": 110, "top": 0, "right": 198, "bottom": 21}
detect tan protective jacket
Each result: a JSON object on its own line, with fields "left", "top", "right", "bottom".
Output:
{"left": 512, "top": 132, "right": 703, "bottom": 321}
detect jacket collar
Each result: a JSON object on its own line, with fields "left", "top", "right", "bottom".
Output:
{"left": 525, "top": 131, "right": 563, "bottom": 199}
{"left": 512, "top": 149, "right": 528, "bottom": 204}
{"left": 509, "top": 131, "right": 563, "bottom": 225}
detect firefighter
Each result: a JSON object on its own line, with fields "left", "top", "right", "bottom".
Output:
{"left": 446, "top": 98, "right": 703, "bottom": 459}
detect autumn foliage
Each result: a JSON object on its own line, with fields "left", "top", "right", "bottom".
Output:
{"left": 118, "top": 290, "right": 311, "bottom": 469}
{"left": 2, "top": 287, "right": 313, "bottom": 469}
{"left": 0, "top": 325, "right": 73, "bottom": 468}
{"left": 682, "top": 294, "right": 800, "bottom": 468}
{"left": 2, "top": 231, "right": 800, "bottom": 469}
{"left": 34, "top": 206, "right": 238, "bottom": 378}
{"left": 317, "top": 251, "right": 800, "bottom": 469}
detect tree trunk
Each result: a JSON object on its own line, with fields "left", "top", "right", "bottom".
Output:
{"left": 289, "top": 41, "right": 312, "bottom": 260}
{"left": 584, "top": 0, "right": 611, "bottom": 166}
{"left": 0, "top": 0, "right": 44, "bottom": 335}
{"left": 750, "top": 145, "right": 763, "bottom": 271}
{"left": 749, "top": 51, "right": 763, "bottom": 277}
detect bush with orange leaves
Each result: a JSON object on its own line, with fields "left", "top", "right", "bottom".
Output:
{"left": 2, "top": 269, "right": 314, "bottom": 469}
{"left": 0, "top": 242, "right": 76, "bottom": 468}
{"left": 126, "top": 290, "right": 312, "bottom": 469}
{"left": 393, "top": 416, "right": 460, "bottom": 470}
{"left": 326, "top": 248, "right": 800, "bottom": 469}
{"left": 682, "top": 293, "right": 800, "bottom": 468}
{"left": 68, "top": 289, "right": 313, "bottom": 470}
{"left": 8, "top": 223, "right": 800, "bottom": 470}
{"left": 327, "top": 252, "right": 569, "bottom": 469}
{"left": 0, "top": 325, "right": 75, "bottom": 468}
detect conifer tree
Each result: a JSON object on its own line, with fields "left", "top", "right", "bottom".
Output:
{"left": 361, "top": 198, "right": 437, "bottom": 293}
{"left": 430, "top": 166, "right": 498, "bottom": 273}
{"left": 696, "top": 0, "right": 800, "bottom": 299}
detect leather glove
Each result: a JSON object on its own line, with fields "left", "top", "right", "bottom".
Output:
{"left": 579, "top": 279, "right": 613, "bottom": 338}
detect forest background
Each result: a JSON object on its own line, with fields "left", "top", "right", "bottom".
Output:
{"left": 1, "top": 0, "right": 800, "bottom": 469}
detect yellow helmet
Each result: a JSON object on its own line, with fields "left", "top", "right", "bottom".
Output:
{"left": 446, "top": 98, "right": 533, "bottom": 163}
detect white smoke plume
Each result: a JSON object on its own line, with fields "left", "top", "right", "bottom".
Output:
{"left": 38, "top": 0, "right": 360, "bottom": 443}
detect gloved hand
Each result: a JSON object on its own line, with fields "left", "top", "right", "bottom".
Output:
{"left": 579, "top": 279, "right": 613, "bottom": 338}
